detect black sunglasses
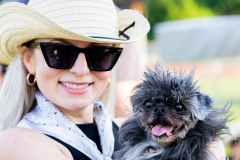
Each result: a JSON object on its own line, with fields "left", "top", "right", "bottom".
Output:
{"left": 31, "top": 42, "right": 123, "bottom": 71}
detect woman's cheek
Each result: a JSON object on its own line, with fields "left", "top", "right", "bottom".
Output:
{"left": 35, "top": 62, "right": 60, "bottom": 95}
{"left": 94, "top": 71, "right": 110, "bottom": 88}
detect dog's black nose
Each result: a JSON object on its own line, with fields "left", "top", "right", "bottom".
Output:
{"left": 154, "top": 106, "right": 167, "bottom": 115}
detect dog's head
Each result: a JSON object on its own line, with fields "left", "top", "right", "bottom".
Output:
{"left": 130, "top": 64, "right": 213, "bottom": 147}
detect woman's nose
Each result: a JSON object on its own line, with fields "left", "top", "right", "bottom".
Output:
{"left": 69, "top": 53, "right": 90, "bottom": 76}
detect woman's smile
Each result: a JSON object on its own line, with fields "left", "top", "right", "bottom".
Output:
{"left": 59, "top": 81, "right": 93, "bottom": 95}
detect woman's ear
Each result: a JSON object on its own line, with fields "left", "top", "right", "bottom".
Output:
{"left": 21, "top": 46, "right": 36, "bottom": 74}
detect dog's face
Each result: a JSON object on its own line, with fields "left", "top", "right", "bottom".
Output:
{"left": 136, "top": 96, "right": 198, "bottom": 147}
{"left": 130, "top": 65, "right": 213, "bottom": 147}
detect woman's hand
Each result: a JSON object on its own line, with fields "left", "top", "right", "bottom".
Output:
{"left": 208, "top": 139, "right": 227, "bottom": 160}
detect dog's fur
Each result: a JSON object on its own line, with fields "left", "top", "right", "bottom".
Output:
{"left": 114, "top": 64, "right": 230, "bottom": 160}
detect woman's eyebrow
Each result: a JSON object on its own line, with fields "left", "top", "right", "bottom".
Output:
{"left": 92, "top": 43, "right": 112, "bottom": 46}
{"left": 92, "top": 42, "right": 100, "bottom": 46}
{"left": 48, "top": 39, "right": 65, "bottom": 43}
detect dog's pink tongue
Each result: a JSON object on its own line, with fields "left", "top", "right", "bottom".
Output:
{"left": 152, "top": 124, "right": 174, "bottom": 137}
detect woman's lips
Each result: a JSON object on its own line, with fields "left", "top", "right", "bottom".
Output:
{"left": 59, "top": 81, "right": 92, "bottom": 94}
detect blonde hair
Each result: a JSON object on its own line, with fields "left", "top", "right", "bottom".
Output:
{"left": 0, "top": 52, "right": 116, "bottom": 132}
{"left": 99, "top": 66, "right": 116, "bottom": 117}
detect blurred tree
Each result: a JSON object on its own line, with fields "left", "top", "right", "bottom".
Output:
{"left": 146, "top": 0, "right": 215, "bottom": 40}
{"left": 195, "top": 0, "right": 240, "bottom": 15}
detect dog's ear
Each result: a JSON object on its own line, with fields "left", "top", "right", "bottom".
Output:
{"left": 194, "top": 92, "right": 213, "bottom": 120}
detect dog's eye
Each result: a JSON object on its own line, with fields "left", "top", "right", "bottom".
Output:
{"left": 175, "top": 104, "right": 184, "bottom": 113}
{"left": 145, "top": 102, "right": 152, "bottom": 109}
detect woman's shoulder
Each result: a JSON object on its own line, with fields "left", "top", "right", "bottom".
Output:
{"left": 0, "top": 127, "right": 73, "bottom": 160}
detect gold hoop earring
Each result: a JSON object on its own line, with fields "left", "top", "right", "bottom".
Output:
{"left": 27, "top": 73, "right": 36, "bottom": 86}
{"left": 107, "top": 78, "right": 111, "bottom": 88}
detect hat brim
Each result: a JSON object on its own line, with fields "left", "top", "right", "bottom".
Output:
{"left": 0, "top": 2, "right": 150, "bottom": 64}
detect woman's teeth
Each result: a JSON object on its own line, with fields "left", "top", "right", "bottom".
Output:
{"left": 61, "top": 82, "right": 89, "bottom": 89}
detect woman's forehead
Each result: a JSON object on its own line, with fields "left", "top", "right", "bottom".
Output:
{"left": 35, "top": 38, "right": 113, "bottom": 47}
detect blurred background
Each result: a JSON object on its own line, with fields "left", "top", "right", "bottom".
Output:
{"left": 1, "top": 0, "right": 240, "bottom": 158}
{"left": 113, "top": 0, "right": 240, "bottom": 158}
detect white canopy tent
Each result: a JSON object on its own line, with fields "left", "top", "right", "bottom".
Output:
{"left": 154, "top": 16, "right": 240, "bottom": 62}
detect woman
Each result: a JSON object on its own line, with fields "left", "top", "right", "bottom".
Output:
{"left": 0, "top": 0, "right": 149, "bottom": 159}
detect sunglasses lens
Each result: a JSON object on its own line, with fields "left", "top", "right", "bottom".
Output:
{"left": 86, "top": 47, "right": 121, "bottom": 71}
{"left": 40, "top": 43, "right": 122, "bottom": 71}
{"left": 41, "top": 43, "right": 77, "bottom": 68}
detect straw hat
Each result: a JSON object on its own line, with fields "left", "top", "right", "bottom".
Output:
{"left": 0, "top": 0, "right": 150, "bottom": 64}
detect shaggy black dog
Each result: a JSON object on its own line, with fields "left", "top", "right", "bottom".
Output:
{"left": 114, "top": 64, "right": 230, "bottom": 160}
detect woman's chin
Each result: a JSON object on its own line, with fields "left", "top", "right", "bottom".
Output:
{"left": 58, "top": 100, "right": 93, "bottom": 111}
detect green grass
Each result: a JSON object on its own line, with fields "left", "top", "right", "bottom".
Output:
{"left": 199, "top": 77, "right": 240, "bottom": 120}
{"left": 199, "top": 77, "right": 240, "bottom": 104}
{"left": 197, "top": 77, "right": 240, "bottom": 156}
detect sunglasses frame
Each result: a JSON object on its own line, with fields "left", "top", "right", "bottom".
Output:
{"left": 32, "top": 42, "right": 123, "bottom": 71}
